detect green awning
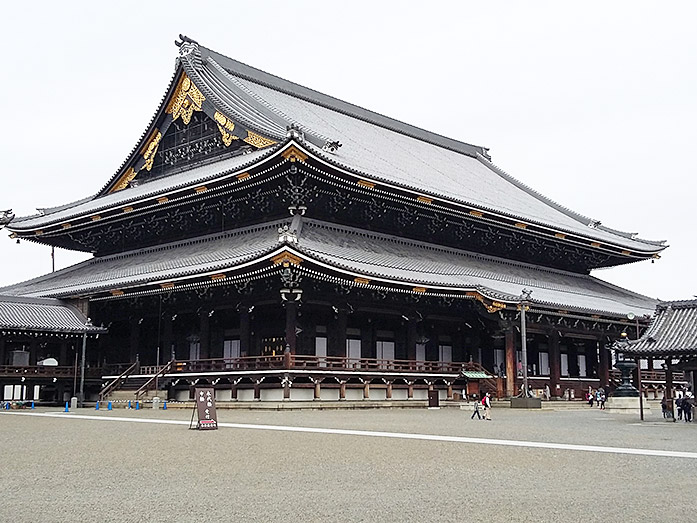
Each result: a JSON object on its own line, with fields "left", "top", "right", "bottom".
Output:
{"left": 462, "top": 371, "right": 493, "bottom": 379}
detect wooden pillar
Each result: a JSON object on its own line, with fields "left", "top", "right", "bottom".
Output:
{"left": 314, "top": 379, "right": 321, "bottom": 400}
{"left": 231, "top": 383, "right": 238, "bottom": 401}
{"left": 447, "top": 382, "right": 453, "bottom": 400}
{"left": 363, "top": 380, "right": 370, "bottom": 399}
{"left": 386, "top": 380, "right": 393, "bottom": 399}
{"left": 199, "top": 313, "right": 210, "bottom": 360}
{"left": 334, "top": 310, "right": 347, "bottom": 358}
{"left": 406, "top": 322, "right": 417, "bottom": 366}
{"left": 253, "top": 379, "right": 261, "bottom": 401}
{"left": 666, "top": 359, "right": 675, "bottom": 420}
{"left": 598, "top": 339, "right": 610, "bottom": 389}
{"left": 339, "top": 380, "right": 346, "bottom": 400}
{"left": 549, "top": 331, "right": 561, "bottom": 397}
{"left": 283, "top": 375, "right": 291, "bottom": 400}
{"left": 129, "top": 319, "right": 140, "bottom": 363}
{"left": 505, "top": 328, "right": 516, "bottom": 397}
{"left": 361, "top": 320, "right": 375, "bottom": 359}
{"left": 407, "top": 381, "right": 414, "bottom": 399}
{"left": 0, "top": 337, "right": 6, "bottom": 366}
{"left": 162, "top": 315, "right": 173, "bottom": 362}
{"left": 59, "top": 340, "right": 68, "bottom": 367}
{"left": 29, "top": 339, "right": 38, "bottom": 365}
{"left": 285, "top": 301, "right": 298, "bottom": 354}
{"left": 239, "top": 309, "right": 251, "bottom": 357}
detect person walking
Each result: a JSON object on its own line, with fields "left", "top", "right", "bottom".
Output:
{"left": 483, "top": 392, "right": 492, "bottom": 420}
{"left": 683, "top": 395, "right": 693, "bottom": 422}
{"left": 471, "top": 395, "right": 482, "bottom": 420}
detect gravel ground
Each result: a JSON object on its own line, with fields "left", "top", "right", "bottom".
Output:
{"left": 1, "top": 405, "right": 695, "bottom": 522}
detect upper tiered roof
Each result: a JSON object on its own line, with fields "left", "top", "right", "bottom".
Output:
{"left": 8, "top": 36, "right": 666, "bottom": 264}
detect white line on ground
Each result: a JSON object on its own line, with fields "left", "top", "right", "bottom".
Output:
{"left": 4, "top": 411, "right": 696, "bottom": 459}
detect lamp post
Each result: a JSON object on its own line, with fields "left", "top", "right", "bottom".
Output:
{"left": 78, "top": 318, "right": 92, "bottom": 407}
{"left": 626, "top": 312, "right": 644, "bottom": 421}
{"left": 520, "top": 289, "right": 533, "bottom": 398}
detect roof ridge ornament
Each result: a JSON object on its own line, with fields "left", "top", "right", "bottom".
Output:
{"left": 322, "top": 140, "right": 342, "bottom": 154}
{"left": 286, "top": 123, "right": 304, "bottom": 141}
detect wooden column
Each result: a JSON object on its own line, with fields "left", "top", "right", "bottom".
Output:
{"left": 406, "top": 321, "right": 417, "bottom": 365}
{"left": 239, "top": 309, "right": 251, "bottom": 357}
{"left": 386, "top": 380, "right": 393, "bottom": 399}
{"left": 598, "top": 339, "right": 610, "bottom": 389}
{"left": 199, "top": 313, "right": 210, "bottom": 360}
{"left": 339, "top": 380, "right": 346, "bottom": 400}
{"left": 0, "top": 338, "right": 6, "bottom": 366}
{"left": 549, "top": 331, "right": 561, "bottom": 397}
{"left": 253, "top": 379, "right": 261, "bottom": 401}
{"left": 332, "top": 310, "right": 347, "bottom": 358}
{"left": 129, "top": 318, "right": 140, "bottom": 363}
{"left": 666, "top": 359, "right": 675, "bottom": 420}
{"left": 447, "top": 382, "right": 453, "bottom": 400}
{"left": 363, "top": 381, "right": 370, "bottom": 399}
{"left": 407, "top": 381, "right": 414, "bottom": 399}
{"left": 314, "top": 379, "right": 321, "bottom": 400}
{"left": 162, "top": 315, "right": 173, "bottom": 362}
{"left": 59, "top": 340, "right": 68, "bottom": 366}
{"left": 505, "top": 328, "right": 516, "bottom": 397}
{"left": 284, "top": 301, "right": 298, "bottom": 354}
{"left": 29, "top": 340, "right": 38, "bottom": 365}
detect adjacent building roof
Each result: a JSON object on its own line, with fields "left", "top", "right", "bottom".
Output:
{"left": 617, "top": 300, "right": 697, "bottom": 357}
{"left": 0, "top": 295, "right": 104, "bottom": 334}
{"left": 0, "top": 217, "right": 658, "bottom": 319}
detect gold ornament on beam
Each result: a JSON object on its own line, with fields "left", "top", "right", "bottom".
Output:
{"left": 142, "top": 130, "right": 162, "bottom": 171}
{"left": 111, "top": 167, "right": 138, "bottom": 192}
{"left": 166, "top": 73, "right": 205, "bottom": 125}
{"left": 213, "top": 112, "right": 238, "bottom": 147}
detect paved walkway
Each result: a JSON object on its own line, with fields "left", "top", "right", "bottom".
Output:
{"left": 1, "top": 406, "right": 694, "bottom": 522}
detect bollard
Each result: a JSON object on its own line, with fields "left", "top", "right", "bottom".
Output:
{"left": 163, "top": 401, "right": 167, "bottom": 410}
{"left": 5, "top": 402, "right": 9, "bottom": 410}
{"left": 108, "top": 401, "right": 112, "bottom": 411}
{"left": 95, "top": 401, "right": 99, "bottom": 410}
{"left": 135, "top": 401, "right": 140, "bottom": 410}
{"left": 31, "top": 401, "right": 35, "bottom": 409}
{"left": 128, "top": 400, "right": 132, "bottom": 409}
{"left": 65, "top": 402, "right": 69, "bottom": 412}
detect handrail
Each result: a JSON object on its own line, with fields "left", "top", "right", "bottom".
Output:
{"left": 134, "top": 359, "right": 175, "bottom": 400}
{"left": 99, "top": 360, "right": 139, "bottom": 402}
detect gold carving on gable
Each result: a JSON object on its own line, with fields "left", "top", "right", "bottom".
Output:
{"left": 243, "top": 130, "right": 277, "bottom": 149}
{"left": 214, "top": 112, "right": 239, "bottom": 147}
{"left": 271, "top": 250, "right": 303, "bottom": 267}
{"left": 166, "top": 72, "right": 205, "bottom": 125}
{"left": 281, "top": 146, "right": 308, "bottom": 163}
{"left": 142, "top": 129, "right": 162, "bottom": 171}
{"left": 112, "top": 167, "right": 138, "bottom": 192}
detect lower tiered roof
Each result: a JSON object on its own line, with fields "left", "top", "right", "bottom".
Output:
{"left": 0, "top": 218, "right": 657, "bottom": 319}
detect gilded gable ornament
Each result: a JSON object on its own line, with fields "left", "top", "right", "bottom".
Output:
{"left": 214, "top": 112, "right": 238, "bottom": 147}
{"left": 243, "top": 130, "right": 277, "bottom": 149}
{"left": 142, "top": 130, "right": 162, "bottom": 171}
{"left": 166, "top": 73, "right": 205, "bottom": 125}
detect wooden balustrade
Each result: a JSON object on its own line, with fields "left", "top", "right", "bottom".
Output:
{"left": 0, "top": 365, "right": 102, "bottom": 378}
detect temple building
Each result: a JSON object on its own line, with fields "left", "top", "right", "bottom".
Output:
{"left": 0, "top": 36, "right": 669, "bottom": 403}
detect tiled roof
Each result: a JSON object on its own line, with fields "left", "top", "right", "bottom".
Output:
{"left": 0, "top": 222, "right": 283, "bottom": 298}
{"left": 297, "top": 220, "right": 657, "bottom": 318}
{"left": 0, "top": 216, "right": 656, "bottom": 318}
{"left": 0, "top": 296, "right": 103, "bottom": 334}
{"left": 11, "top": 148, "right": 271, "bottom": 230}
{"left": 617, "top": 300, "right": 697, "bottom": 356}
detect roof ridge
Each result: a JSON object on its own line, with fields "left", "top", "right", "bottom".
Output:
{"left": 203, "top": 47, "right": 488, "bottom": 159}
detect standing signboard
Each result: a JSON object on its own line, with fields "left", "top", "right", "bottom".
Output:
{"left": 191, "top": 387, "right": 218, "bottom": 430}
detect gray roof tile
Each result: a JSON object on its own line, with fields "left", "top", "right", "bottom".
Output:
{"left": 0, "top": 296, "right": 102, "bottom": 333}
{"left": 618, "top": 300, "right": 697, "bottom": 356}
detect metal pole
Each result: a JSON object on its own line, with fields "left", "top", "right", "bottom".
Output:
{"left": 637, "top": 357, "right": 644, "bottom": 421}
{"left": 73, "top": 351, "right": 78, "bottom": 397}
{"left": 521, "top": 301, "right": 529, "bottom": 397}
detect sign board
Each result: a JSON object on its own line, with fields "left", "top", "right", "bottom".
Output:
{"left": 194, "top": 387, "right": 218, "bottom": 430}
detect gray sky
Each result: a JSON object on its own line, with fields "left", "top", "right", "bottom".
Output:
{"left": 1, "top": 1, "right": 695, "bottom": 301}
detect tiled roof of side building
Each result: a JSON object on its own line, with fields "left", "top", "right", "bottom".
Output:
{"left": 0, "top": 295, "right": 103, "bottom": 333}
{"left": 618, "top": 300, "right": 697, "bottom": 356}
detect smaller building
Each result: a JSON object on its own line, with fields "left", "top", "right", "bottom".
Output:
{"left": 0, "top": 295, "right": 104, "bottom": 403}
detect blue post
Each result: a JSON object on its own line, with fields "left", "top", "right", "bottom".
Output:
{"left": 31, "top": 401, "right": 35, "bottom": 409}
{"left": 95, "top": 401, "right": 99, "bottom": 410}
{"left": 136, "top": 401, "right": 140, "bottom": 410}
{"left": 108, "top": 401, "right": 112, "bottom": 411}
{"left": 128, "top": 400, "right": 131, "bottom": 409}
{"left": 5, "top": 402, "right": 9, "bottom": 410}
{"left": 64, "top": 402, "right": 69, "bottom": 412}
{"left": 163, "top": 401, "right": 167, "bottom": 410}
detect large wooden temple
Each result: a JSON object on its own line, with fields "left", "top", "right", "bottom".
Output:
{"left": 1, "top": 36, "right": 670, "bottom": 404}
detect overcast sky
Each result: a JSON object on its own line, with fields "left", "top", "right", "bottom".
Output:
{"left": 1, "top": 1, "right": 695, "bottom": 302}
